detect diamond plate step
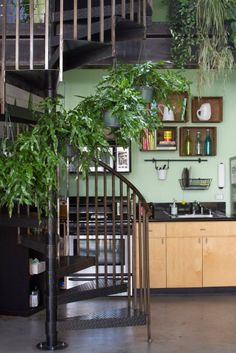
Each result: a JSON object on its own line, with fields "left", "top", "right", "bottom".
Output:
{"left": 58, "top": 308, "right": 146, "bottom": 331}
{"left": 58, "top": 279, "right": 127, "bottom": 305}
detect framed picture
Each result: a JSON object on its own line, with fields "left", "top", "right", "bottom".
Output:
{"left": 90, "top": 147, "right": 114, "bottom": 172}
{"left": 115, "top": 146, "right": 131, "bottom": 173}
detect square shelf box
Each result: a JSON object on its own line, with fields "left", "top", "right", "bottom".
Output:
{"left": 191, "top": 96, "right": 223, "bottom": 123}
{"left": 179, "top": 127, "right": 217, "bottom": 157}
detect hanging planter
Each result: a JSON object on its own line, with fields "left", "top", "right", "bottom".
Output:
{"left": 103, "top": 110, "right": 120, "bottom": 128}
{"left": 138, "top": 86, "right": 153, "bottom": 103}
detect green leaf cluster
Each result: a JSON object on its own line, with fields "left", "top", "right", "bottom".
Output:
{"left": 0, "top": 62, "right": 190, "bottom": 216}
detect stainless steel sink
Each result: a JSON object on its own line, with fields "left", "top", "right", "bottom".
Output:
{"left": 175, "top": 214, "right": 214, "bottom": 218}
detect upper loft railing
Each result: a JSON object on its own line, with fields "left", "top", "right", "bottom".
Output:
{"left": 0, "top": 0, "right": 147, "bottom": 113}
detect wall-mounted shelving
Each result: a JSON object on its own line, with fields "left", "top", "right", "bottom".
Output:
{"left": 191, "top": 96, "right": 223, "bottom": 123}
{"left": 140, "top": 127, "right": 177, "bottom": 151}
{"left": 179, "top": 178, "right": 212, "bottom": 190}
{"left": 158, "top": 91, "right": 189, "bottom": 123}
{"left": 179, "top": 127, "right": 217, "bottom": 157}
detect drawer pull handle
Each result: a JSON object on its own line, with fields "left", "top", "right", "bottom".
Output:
{"left": 200, "top": 228, "right": 206, "bottom": 231}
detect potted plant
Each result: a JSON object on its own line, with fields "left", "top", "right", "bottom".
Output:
{"left": 99, "top": 61, "right": 190, "bottom": 106}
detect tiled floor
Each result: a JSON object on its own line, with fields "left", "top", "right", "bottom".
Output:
{"left": 1, "top": 295, "right": 236, "bottom": 353}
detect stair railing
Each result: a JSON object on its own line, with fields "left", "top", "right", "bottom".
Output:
{"left": 58, "top": 155, "right": 151, "bottom": 340}
{"left": 0, "top": 0, "right": 6, "bottom": 114}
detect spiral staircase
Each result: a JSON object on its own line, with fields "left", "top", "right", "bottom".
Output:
{"left": 0, "top": 1, "right": 151, "bottom": 350}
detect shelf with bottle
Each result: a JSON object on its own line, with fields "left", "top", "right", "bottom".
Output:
{"left": 140, "top": 127, "right": 177, "bottom": 151}
{"left": 157, "top": 92, "right": 189, "bottom": 123}
{"left": 179, "top": 127, "right": 217, "bottom": 157}
{"left": 191, "top": 96, "right": 223, "bottom": 123}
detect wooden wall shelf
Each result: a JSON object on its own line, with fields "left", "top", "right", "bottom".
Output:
{"left": 179, "top": 127, "right": 217, "bottom": 156}
{"left": 158, "top": 92, "right": 189, "bottom": 123}
{"left": 191, "top": 96, "right": 223, "bottom": 123}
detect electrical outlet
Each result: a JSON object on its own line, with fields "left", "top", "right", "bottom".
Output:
{"left": 214, "top": 193, "right": 224, "bottom": 201}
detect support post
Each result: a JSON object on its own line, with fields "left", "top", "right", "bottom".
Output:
{"left": 37, "top": 67, "right": 67, "bottom": 351}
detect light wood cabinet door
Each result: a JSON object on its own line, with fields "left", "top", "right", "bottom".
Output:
{"left": 167, "top": 237, "right": 202, "bottom": 288}
{"left": 149, "top": 237, "right": 166, "bottom": 288}
{"left": 203, "top": 236, "right": 236, "bottom": 287}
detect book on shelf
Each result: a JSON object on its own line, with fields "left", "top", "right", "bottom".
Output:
{"left": 156, "top": 144, "right": 177, "bottom": 150}
{"left": 141, "top": 128, "right": 156, "bottom": 150}
{"left": 158, "top": 140, "right": 176, "bottom": 145}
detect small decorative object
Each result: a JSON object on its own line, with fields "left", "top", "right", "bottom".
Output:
{"left": 158, "top": 104, "right": 175, "bottom": 121}
{"left": 158, "top": 168, "right": 168, "bottom": 180}
{"left": 163, "top": 130, "right": 173, "bottom": 142}
{"left": 197, "top": 103, "right": 211, "bottom": 121}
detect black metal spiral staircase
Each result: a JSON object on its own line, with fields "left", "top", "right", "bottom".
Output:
{"left": 0, "top": 0, "right": 151, "bottom": 350}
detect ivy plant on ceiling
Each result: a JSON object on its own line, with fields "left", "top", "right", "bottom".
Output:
{"left": 168, "top": 0, "right": 198, "bottom": 68}
{"left": 168, "top": 0, "right": 235, "bottom": 86}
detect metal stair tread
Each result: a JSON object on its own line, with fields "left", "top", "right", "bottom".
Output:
{"left": 5, "top": 69, "right": 59, "bottom": 98}
{"left": 57, "top": 278, "right": 128, "bottom": 305}
{"left": 56, "top": 256, "right": 95, "bottom": 278}
{"left": 19, "top": 232, "right": 46, "bottom": 254}
{"left": 57, "top": 307, "right": 146, "bottom": 330}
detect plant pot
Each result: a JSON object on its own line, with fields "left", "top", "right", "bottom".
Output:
{"left": 66, "top": 144, "right": 76, "bottom": 158}
{"left": 139, "top": 86, "right": 153, "bottom": 102}
{"left": 103, "top": 110, "right": 120, "bottom": 128}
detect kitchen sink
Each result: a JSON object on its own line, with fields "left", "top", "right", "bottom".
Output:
{"left": 175, "top": 213, "right": 214, "bottom": 218}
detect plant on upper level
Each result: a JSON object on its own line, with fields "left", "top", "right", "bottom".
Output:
{"left": 168, "top": 0, "right": 235, "bottom": 86}
{"left": 168, "top": 0, "right": 198, "bottom": 68}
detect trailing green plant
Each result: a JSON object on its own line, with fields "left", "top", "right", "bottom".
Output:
{"left": 0, "top": 97, "right": 109, "bottom": 216}
{"left": 0, "top": 62, "right": 191, "bottom": 217}
{"left": 99, "top": 61, "right": 191, "bottom": 105}
{"left": 168, "top": 0, "right": 198, "bottom": 68}
{"left": 225, "top": 2, "right": 236, "bottom": 49}
{"left": 197, "top": 0, "right": 235, "bottom": 86}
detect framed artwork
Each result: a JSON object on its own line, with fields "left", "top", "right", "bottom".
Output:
{"left": 90, "top": 147, "right": 114, "bottom": 172}
{"left": 115, "top": 146, "right": 131, "bottom": 173}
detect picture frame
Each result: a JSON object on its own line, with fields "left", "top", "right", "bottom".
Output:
{"left": 115, "top": 146, "right": 131, "bottom": 173}
{"left": 89, "top": 147, "right": 114, "bottom": 172}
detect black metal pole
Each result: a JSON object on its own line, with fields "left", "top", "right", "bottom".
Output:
{"left": 37, "top": 19, "right": 67, "bottom": 347}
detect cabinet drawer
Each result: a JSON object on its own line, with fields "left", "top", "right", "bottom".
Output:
{"left": 149, "top": 222, "right": 166, "bottom": 238}
{"left": 166, "top": 221, "right": 236, "bottom": 237}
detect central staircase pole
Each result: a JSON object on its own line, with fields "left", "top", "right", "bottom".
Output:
{"left": 37, "top": 47, "right": 67, "bottom": 350}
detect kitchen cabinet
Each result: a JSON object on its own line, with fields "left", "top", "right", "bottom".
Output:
{"left": 149, "top": 223, "right": 166, "bottom": 288}
{"left": 166, "top": 237, "right": 202, "bottom": 288}
{"left": 203, "top": 236, "right": 236, "bottom": 287}
{"left": 148, "top": 221, "right": 236, "bottom": 289}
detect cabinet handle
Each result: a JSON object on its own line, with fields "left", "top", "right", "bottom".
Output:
{"left": 205, "top": 237, "right": 208, "bottom": 244}
{"left": 149, "top": 230, "right": 152, "bottom": 232}
{"left": 198, "top": 238, "right": 201, "bottom": 244}
{"left": 200, "top": 228, "right": 206, "bottom": 231}
{"left": 161, "top": 238, "right": 164, "bottom": 245}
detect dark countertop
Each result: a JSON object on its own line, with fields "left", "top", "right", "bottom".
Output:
{"left": 149, "top": 202, "right": 236, "bottom": 222}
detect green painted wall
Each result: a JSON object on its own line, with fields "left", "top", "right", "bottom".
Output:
{"left": 61, "top": 68, "right": 236, "bottom": 215}
{"left": 152, "top": 0, "right": 168, "bottom": 22}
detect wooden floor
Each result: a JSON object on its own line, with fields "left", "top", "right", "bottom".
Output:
{"left": 1, "top": 295, "right": 236, "bottom": 352}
